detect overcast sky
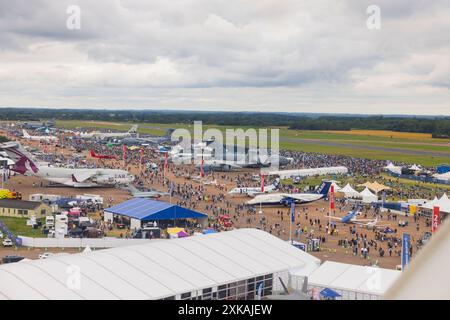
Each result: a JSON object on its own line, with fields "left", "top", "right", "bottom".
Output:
{"left": 0, "top": 0, "right": 449, "bottom": 115}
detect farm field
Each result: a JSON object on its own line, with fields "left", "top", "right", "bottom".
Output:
{"left": 55, "top": 120, "right": 450, "bottom": 167}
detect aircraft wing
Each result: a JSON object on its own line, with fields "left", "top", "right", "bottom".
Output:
{"left": 325, "top": 216, "right": 345, "bottom": 221}
{"left": 352, "top": 218, "right": 376, "bottom": 223}
{"left": 246, "top": 193, "right": 286, "bottom": 205}
{"left": 72, "top": 171, "right": 97, "bottom": 183}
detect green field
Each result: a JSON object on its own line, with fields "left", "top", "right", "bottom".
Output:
{"left": 56, "top": 120, "right": 450, "bottom": 167}
{"left": 0, "top": 217, "right": 46, "bottom": 238}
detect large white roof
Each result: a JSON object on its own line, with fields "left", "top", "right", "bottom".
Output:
{"left": 307, "top": 261, "right": 401, "bottom": 296}
{"left": 0, "top": 228, "right": 320, "bottom": 300}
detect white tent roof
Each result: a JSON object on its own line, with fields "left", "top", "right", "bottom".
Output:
{"left": 339, "top": 184, "right": 360, "bottom": 197}
{"left": 385, "top": 163, "right": 402, "bottom": 175}
{"left": 434, "top": 172, "right": 450, "bottom": 181}
{"left": 360, "top": 187, "right": 376, "bottom": 197}
{"left": 308, "top": 261, "right": 401, "bottom": 296}
{"left": 0, "top": 228, "right": 320, "bottom": 300}
{"left": 409, "top": 164, "right": 422, "bottom": 171}
{"left": 330, "top": 181, "right": 341, "bottom": 191}
{"left": 267, "top": 166, "right": 348, "bottom": 179}
{"left": 421, "top": 194, "right": 450, "bottom": 213}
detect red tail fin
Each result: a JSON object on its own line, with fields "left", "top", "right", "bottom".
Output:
{"left": 89, "top": 150, "right": 96, "bottom": 158}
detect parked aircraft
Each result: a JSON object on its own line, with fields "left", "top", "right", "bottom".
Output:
{"left": 0, "top": 142, "right": 134, "bottom": 188}
{"left": 326, "top": 205, "right": 387, "bottom": 228}
{"left": 89, "top": 150, "right": 116, "bottom": 160}
{"left": 228, "top": 179, "right": 280, "bottom": 196}
{"left": 79, "top": 125, "right": 138, "bottom": 140}
{"left": 246, "top": 181, "right": 332, "bottom": 206}
{"left": 22, "top": 130, "right": 58, "bottom": 142}
{"left": 126, "top": 185, "right": 169, "bottom": 199}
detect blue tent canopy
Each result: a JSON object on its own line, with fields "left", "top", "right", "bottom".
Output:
{"left": 320, "top": 288, "right": 341, "bottom": 299}
{"left": 105, "top": 198, "right": 207, "bottom": 221}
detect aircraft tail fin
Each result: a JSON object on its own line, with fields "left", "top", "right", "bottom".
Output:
{"left": 128, "top": 125, "right": 138, "bottom": 134}
{"left": 0, "top": 142, "right": 39, "bottom": 175}
{"left": 273, "top": 178, "right": 281, "bottom": 189}
{"left": 89, "top": 150, "right": 96, "bottom": 157}
{"left": 22, "top": 130, "right": 31, "bottom": 139}
{"left": 316, "top": 181, "right": 332, "bottom": 195}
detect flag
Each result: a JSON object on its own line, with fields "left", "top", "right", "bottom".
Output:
{"left": 330, "top": 185, "right": 335, "bottom": 210}
{"left": 261, "top": 174, "right": 265, "bottom": 193}
{"left": 432, "top": 206, "right": 440, "bottom": 234}
{"left": 164, "top": 152, "right": 169, "bottom": 169}
{"left": 290, "top": 201, "right": 295, "bottom": 223}
{"left": 169, "top": 182, "right": 175, "bottom": 197}
{"left": 140, "top": 148, "right": 145, "bottom": 165}
{"left": 200, "top": 158, "right": 205, "bottom": 178}
{"left": 401, "top": 233, "right": 411, "bottom": 270}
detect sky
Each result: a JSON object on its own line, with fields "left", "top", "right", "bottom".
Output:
{"left": 0, "top": 0, "right": 449, "bottom": 115}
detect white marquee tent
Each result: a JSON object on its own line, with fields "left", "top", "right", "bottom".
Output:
{"left": 266, "top": 166, "right": 348, "bottom": 179}
{"left": 434, "top": 172, "right": 450, "bottom": 182}
{"left": 421, "top": 194, "right": 450, "bottom": 213}
{"left": 305, "top": 261, "right": 401, "bottom": 300}
{"left": 339, "top": 184, "right": 360, "bottom": 198}
{"left": 359, "top": 187, "right": 378, "bottom": 203}
{"left": 0, "top": 229, "right": 321, "bottom": 300}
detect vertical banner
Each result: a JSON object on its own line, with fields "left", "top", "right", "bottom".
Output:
{"left": 330, "top": 185, "right": 335, "bottom": 210}
{"left": 140, "top": 148, "right": 145, "bottom": 165}
{"left": 432, "top": 206, "right": 440, "bottom": 234}
{"left": 164, "top": 152, "right": 169, "bottom": 170}
{"left": 290, "top": 201, "right": 295, "bottom": 223}
{"left": 261, "top": 174, "right": 265, "bottom": 193}
{"left": 200, "top": 158, "right": 205, "bottom": 178}
{"left": 401, "top": 233, "right": 410, "bottom": 270}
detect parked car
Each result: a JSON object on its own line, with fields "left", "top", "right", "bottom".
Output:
{"left": 2, "top": 238, "right": 13, "bottom": 247}
{"left": 38, "top": 252, "right": 55, "bottom": 259}
{"left": 1, "top": 255, "right": 25, "bottom": 264}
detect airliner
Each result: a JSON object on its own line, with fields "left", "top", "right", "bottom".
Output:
{"left": 22, "top": 130, "right": 58, "bottom": 142}
{"left": 246, "top": 181, "right": 332, "bottom": 206}
{"left": 79, "top": 125, "right": 138, "bottom": 140}
{"left": 0, "top": 142, "right": 134, "bottom": 188}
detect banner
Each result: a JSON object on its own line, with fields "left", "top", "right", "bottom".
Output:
{"left": 330, "top": 185, "right": 335, "bottom": 210}
{"left": 261, "top": 174, "right": 265, "bottom": 193}
{"left": 401, "top": 233, "right": 410, "bottom": 270}
{"left": 140, "top": 148, "right": 145, "bottom": 165}
{"left": 200, "top": 158, "right": 205, "bottom": 178}
{"left": 164, "top": 152, "right": 169, "bottom": 169}
{"left": 432, "top": 206, "right": 440, "bottom": 234}
{"left": 290, "top": 201, "right": 295, "bottom": 223}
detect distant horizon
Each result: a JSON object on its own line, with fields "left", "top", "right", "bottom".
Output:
{"left": 0, "top": 106, "right": 449, "bottom": 118}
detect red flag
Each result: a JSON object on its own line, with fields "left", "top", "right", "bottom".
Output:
{"left": 122, "top": 145, "right": 127, "bottom": 162}
{"left": 432, "top": 206, "right": 440, "bottom": 234}
{"left": 261, "top": 174, "right": 265, "bottom": 193}
{"left": 200, "top": 158, "right": 205, "bottom": 178}
{"left": 164, "top": 152, "right": 169, "bottom": 169}
{"left": 330, "top": 185, "right": 335, "bottom": 210}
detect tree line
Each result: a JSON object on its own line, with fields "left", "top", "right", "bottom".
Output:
{"left": 0, "top": 108, "right": 449, "bottom": 138}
